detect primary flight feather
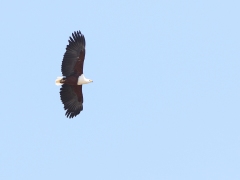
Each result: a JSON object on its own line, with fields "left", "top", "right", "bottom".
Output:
{"left": 55, "top": 30, "right": 93, "bottom": 118}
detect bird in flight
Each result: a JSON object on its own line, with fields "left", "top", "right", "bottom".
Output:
{"left": 55, "top": 30, "right": 93, "bottom": 118}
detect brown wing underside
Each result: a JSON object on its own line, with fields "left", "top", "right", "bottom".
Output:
{"left": 74, "top": 49, "right": 85, "bottom": 76}
{"left": 72, "top": 85, "right": 83, "bottom": 103}
{"left": 61, "top": 31, "right": 86, "bottom": 77}
{"left": 60, "top": 84, "right": 83, "bottom": 118}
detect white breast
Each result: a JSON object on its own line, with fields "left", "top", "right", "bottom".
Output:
{"left": 77, "top": 74, "right": 88, "bottom": 85}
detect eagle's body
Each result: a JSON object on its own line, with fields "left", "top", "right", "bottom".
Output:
{"left": 55, "top": 31, "right": 92, "bottom": 118}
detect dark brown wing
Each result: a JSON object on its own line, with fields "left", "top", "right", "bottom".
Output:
{"left": 60, "top": 85, "right": 83, "bottom": 118}
{"left": 61, "top": 31, "right": 86, "bottom": 77}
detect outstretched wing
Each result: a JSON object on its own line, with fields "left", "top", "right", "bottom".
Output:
{"left": 61, "top": 31, "right": 86, "bottom": 76}
{"left": 60, "top": 84, "right": 83, "bottom": 118}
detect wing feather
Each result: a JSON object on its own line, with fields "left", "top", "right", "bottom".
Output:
{"left": 61, "top": 30, "right": 86, "bottom": 76}
{"left": 60, "top": 85, "right": 83, "bottom": 118}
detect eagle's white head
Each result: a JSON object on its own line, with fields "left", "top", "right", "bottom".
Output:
{"left": 78, "top": 74, "right": 93, "bottom": 85}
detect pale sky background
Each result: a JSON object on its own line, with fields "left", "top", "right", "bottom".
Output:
{"left": 1, "top": 0, "right": 240, "bottom": 179}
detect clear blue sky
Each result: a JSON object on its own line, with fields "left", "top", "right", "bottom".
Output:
{"left": 1, "top": 0, "right": 240, "bottom": 179}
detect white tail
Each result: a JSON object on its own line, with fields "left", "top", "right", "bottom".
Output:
{"left": 55, "top": 77, "right": 63, "bottom": 86}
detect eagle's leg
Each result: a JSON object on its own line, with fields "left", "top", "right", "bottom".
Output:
{"left": 63, "top": 76, "right": 78, "bottom": 85}
{"left": 60, "top": 79, "right": 65, "bottom": 83}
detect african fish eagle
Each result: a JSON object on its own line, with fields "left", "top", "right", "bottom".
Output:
{"left": 55, "top": 31, "right": 93, "bottom": 118}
